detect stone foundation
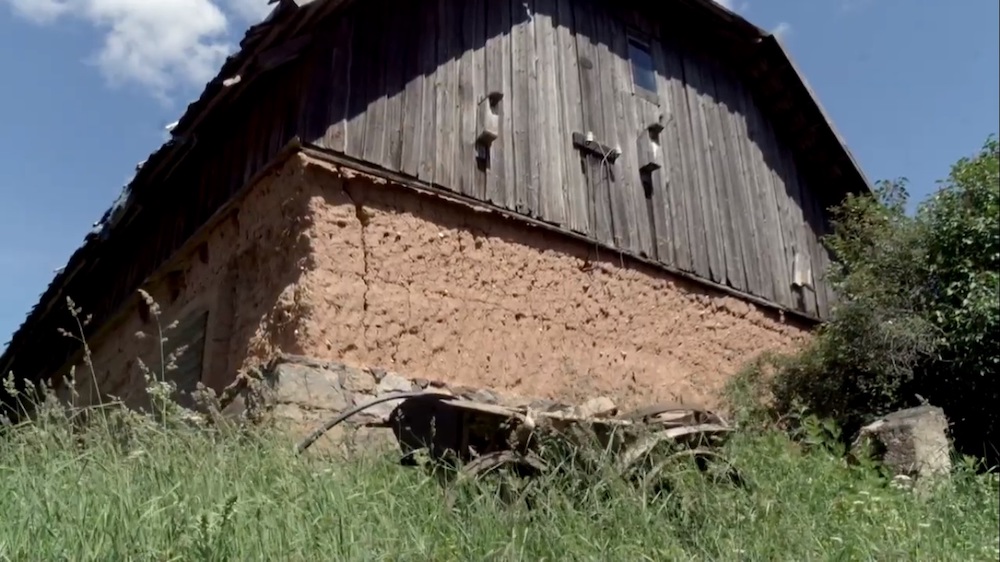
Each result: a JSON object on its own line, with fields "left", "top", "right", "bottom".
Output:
{"left": 236, "top": 354, "right": 585, "bottom": 454}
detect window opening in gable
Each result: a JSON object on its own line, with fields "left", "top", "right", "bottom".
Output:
{"left": 628, "top": 35, "right": 657, "bottom": 95}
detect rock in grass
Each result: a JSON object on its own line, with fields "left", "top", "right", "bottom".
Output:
{"left": 853, "top": 405, "right": 952, "bottom": 482}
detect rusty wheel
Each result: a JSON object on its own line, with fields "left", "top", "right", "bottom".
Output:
{"left": 444, "top": 450, "right": 548, "bottom": 510}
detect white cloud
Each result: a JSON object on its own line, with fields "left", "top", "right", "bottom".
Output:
{"left": 772, "top": 21, "right": 792, "bottom": 40}
{"left": 224, "top": 0, "right": 272, "bottom": 22}
{"left": 1, "top": 0, "right": 276, "bottom": 103}
{"left": 711, "top": 0, "right": 750, "bottom": 13}
{"left": 5, "top": 0, "right": 70, "bottom": 23}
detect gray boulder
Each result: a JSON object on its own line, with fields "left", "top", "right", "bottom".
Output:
{"left": 853, "top": 405, "right": 952, "bottom": 481}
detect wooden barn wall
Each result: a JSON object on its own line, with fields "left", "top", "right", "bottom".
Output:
{"left": 300, "top": 0, "right": 837, "bottom": 319}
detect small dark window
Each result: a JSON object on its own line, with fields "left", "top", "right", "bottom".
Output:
{"left": 628, "top": 36, "right": 657, "bottom": 94}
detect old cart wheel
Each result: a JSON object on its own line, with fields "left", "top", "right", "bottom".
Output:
{"left": 619, "top": 432, "right": 743, "bottom": 497}
{"left": 445, "top": 451, "right": 547, "bottom": 510}
{"left": 637, "top": 448, "right": 744, "bottom": 495}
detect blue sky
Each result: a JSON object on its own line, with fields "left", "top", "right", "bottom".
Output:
{"left": 0, "top": 0, "right": 997, "bottom": 350}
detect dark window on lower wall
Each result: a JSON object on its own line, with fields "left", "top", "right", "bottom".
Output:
{"left": 628, "top": 35, "right": 657, "bottom": 95}
{"left": 149, "top": 309, "right": 209, "bottom": 409}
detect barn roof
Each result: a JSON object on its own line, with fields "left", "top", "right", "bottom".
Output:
{"left": 0, "top": 0, "right": 870, "bottom": 389}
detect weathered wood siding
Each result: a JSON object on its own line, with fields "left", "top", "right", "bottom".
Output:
{"left": 299, "top": 0, "right": 836, "bottom": 318}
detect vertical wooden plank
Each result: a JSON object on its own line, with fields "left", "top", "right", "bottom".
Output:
{"left": 554, "top": 0, "right": 589, "bottom": 234}
{"left": 730, "top": 82, "right": 774, "bottom": 302}
{"left": 283, "top": 61, "right": 308, "bottom": 149}
{"left": 484, "top": 0, "right": 514, "bottom": 208}
{"left": 382, "top": 1, "right": 412, "bottom": 172}
{"left": 722, "top": 74, "right": 768, "bottom": 301}
{"left": 679, "top": 49, "right": 724, "bottom": 283}
{"left": 472, "top": 0, "right": 488, "bottom": 200}
{"left": 605, "top": 16, "right": 647, "bottom": 256}
{"left": 400, "top": 1, "right": 429, "bottom": 177}
{"left": 417, "top": 1, "right": 439, "bottom": 181}
{"left": 778, "top": 141, "right": 819, "bottom": 316}
{"left": 617, "top": 6, "right": 670, "bottom": 262}
{"left": 625, "top": 97, "right": 658, "bottom": 260}
{"left": 525, "top": 0, "right": 543, "bottom": 217}
{"left": 583, "top": 154, "right": 615, "bottom": 247}
{"left": 269, "top": 66, "right": 295, "bottom": 159}
{"left": 593, "top": 13, "right": 630, "bottom": 250}
{"left": 362, "top": 4, "right": 389, "bottom": 167}
{"left": 323, "top": 17, "right": 353, "bottom": 154}
{"left": 799, "top": 169, "right": 829, "bottom": 319}
{"left": 572, "top": 0, "right": 604, "bottom": 143}
{"left": 343, "top": 10, "right": 370, "bottom": 159}
{"left": 271, "top": 76, "right": 293, "bottom": 156}
{"left": 763, "top": 118, "right": 800, "bottom": 311}
{"left": 702, "top": 62, "right": 747, "bottom": 292}
{"left": 433, "top": 0, "right": 460, "bottom": 189}
{"left": 650, "top": 37, "right": 692, "bottom": 272}
{"left": 240, "top": 99, "right": 262, "bottom": 183}
{"left": 573, "top": 0, "right": 613, "bottom": 244}
{"left": 298, "top": 34, "right": 332, "bottom": 145}
{"left": 814, "top": 196, "right": 837, "bottom": 317}
{"left": 456, "top": 0, "right": 480, "bottom": 197}
{"left": 252, "top": 85, "right": 274, "bottom": 177}
{"left": 510, "top": 0, "right": 533, "bottom": 214}
{"left": 744, "top": 97, "right": 792, "bottom": 307}
{"left": 533, "top": 0, "right": 567, "bottom": 226}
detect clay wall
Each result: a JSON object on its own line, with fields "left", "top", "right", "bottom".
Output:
{"left": 292, "top": 156, "right": 809, "bottom": 410}
{"left": 62, "top": 159, "right": 317, "bottom": 408}
{"left": 65, "top": 153, "right": 809, "bottom": 413}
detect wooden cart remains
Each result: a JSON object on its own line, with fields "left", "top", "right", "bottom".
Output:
{"left": 297, "top": 391, "right": 741, "bottom": 499}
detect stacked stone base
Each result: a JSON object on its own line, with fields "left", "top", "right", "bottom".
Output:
{"left": 226, "top": 355, "right": 584, "bottom": 455}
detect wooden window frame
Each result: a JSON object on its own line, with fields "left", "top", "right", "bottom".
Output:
{"left": 626, "top": 31, "right": 659, "bottom": 104}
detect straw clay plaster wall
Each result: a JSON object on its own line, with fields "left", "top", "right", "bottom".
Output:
{"left": 63, "top": 156, "right": 318, "bottom": 407}
{"left": 291, "top": 155, "right": 810, "bottom": 409}
{"left": 70, "top": 153, "right": 810, "bottom": 411}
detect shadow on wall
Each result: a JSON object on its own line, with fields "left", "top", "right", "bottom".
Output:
{"left": 298, "top": 0, "right": 831, "bottom": 289}
{"left": 61, "top": 165, "right": 322, "bottom": 412}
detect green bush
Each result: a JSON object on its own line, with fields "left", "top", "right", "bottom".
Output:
{"left": 761, "top": 135, "right": 999, "bottom": 462}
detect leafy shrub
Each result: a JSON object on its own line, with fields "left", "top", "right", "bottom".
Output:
{"left": 756, "top": 135, "right": 999, "bottom": 463}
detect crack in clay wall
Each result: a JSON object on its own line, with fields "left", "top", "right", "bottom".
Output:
{"left": 65, "top": 153, "right": 810, "bottom": 415}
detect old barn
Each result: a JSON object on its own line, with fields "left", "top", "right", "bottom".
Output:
{"left": 1, "top": 0, "right": 869, "bottom": 419}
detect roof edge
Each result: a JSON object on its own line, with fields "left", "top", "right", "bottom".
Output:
{"left": 762, "top": 32, "right": 873, "bottom": 194}
{"left": 0, "top": 2, "right": 304, "bottom": 380}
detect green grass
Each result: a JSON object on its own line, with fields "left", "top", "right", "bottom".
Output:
{"left": 1, "top": 403, "right": 997, "bottom": 561}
